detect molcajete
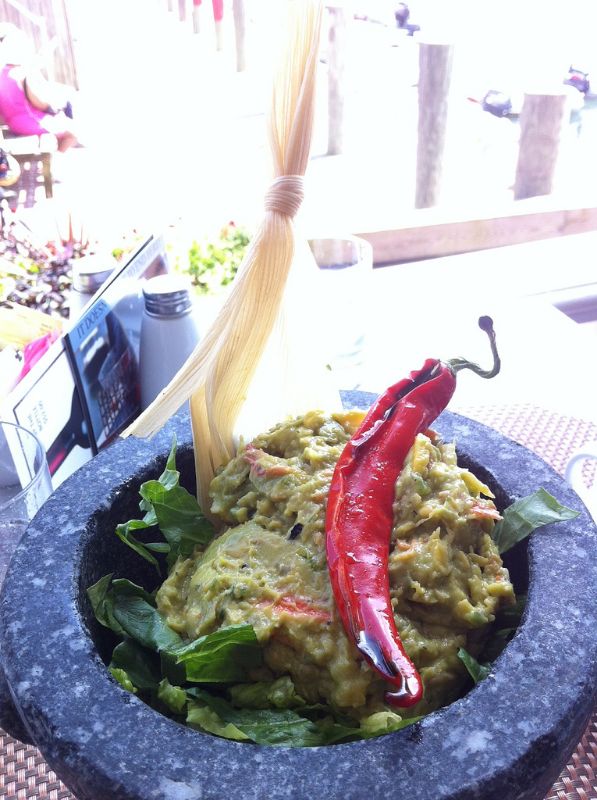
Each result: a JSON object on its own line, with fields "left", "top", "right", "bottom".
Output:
{"left": 0, "top": 403, "right": 595, "bottom": 800}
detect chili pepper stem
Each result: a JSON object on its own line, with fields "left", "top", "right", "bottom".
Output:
{"left": 448, "top": 316, "right": 500, "bottom": 379}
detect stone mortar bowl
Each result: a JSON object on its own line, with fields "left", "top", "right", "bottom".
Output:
{"left": 0, "top": 400, "right": 596, "bottom": 800}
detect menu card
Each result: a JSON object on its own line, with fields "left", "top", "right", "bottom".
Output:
{"left": 1, "top": 234, "right": 169, "bottom": 486}
{"left": 63, "top": 235, "right": 168, "bottom": 450}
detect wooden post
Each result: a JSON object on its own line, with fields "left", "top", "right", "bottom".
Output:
{"left": 327, "top": 5, "right": 348, "bottom": 156}
{"left": 213, "top": 0, "right": 224, "bottom": 51}
{"left": 415, "top": 40, "right": 454, "bottom": 209}
{"left": 191, "top": 0, "right": 202, "bottom": 33}
{"left": 233, "top": 0, "right": 247, "bottom": 72}
{"left": 514, "top": 91, "right": 567, "bottom": 200}
{"left": 192, "top": 6, "right": 201, "bottom": 33}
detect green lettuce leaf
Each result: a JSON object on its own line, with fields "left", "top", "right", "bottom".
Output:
{"left": 109, "top": 667, "right": 137, "bottom": 694}
{"left": 87, "top": 574, "right": 183, "bottom": 651}
{"left": 114, "top": 435, "right": 215, "bottom": 571}
{"left": 173, "top": 624, "right": 262, "bottom": 683}
{"left": 115, "top": 519, "right": 162, "bottom": 571}
{"left": 458, "top": 647, "right": 491, "bottom": 684}
{"left": 187, "top": 689, "right": 344, "bottom": 746}
{"left": 187, "top": 699, "right": 249, "bottom": 741}
{"left": 187, "top": 689, "right": 418, "bottom": 746}
{"left": 228, "top": 676, "right": 306, "bottom": 709}
{"left": 493, "top": 488, "right": 579, "bottom": 554}
{"left": 157, "top": 678, "right": 187, "bottom": 714}
{"left": 141, "top": 482, "right": 215, "bottom": 566}
{"left": 110, "top": 639, "right": 161, "bottom": 691}
{"left": 359, "top": 711, "right": 422, "bottom": 738}
{"left": 87, "top": 573, "right": 126, "bottom": 636}
{"left": 111, "top": 595, "right": 183, "bottom": 653}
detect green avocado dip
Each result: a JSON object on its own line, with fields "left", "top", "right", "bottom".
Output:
{"left": 156, "top": 410, "right": 516, "bottom": 722}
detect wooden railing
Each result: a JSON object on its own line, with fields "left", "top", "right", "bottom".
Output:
{"left": 0, "top": 0, "right": 77, "bottom": 87}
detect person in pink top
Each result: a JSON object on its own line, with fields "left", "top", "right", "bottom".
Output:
{"left": 0, "top": 23, "right": 79, "bottom": 152}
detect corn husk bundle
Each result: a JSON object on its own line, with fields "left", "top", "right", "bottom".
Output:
{"left": 124, "top": 1, "right": 327, "bottom": 511}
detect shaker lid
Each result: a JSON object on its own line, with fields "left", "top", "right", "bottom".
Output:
{"left": 72, "top": 254, "right": 116, "bottom": 293}
{"left": 142, "top": 274, "right": 192, "bottom": 316}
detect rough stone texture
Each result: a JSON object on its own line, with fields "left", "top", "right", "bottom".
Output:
{"left": 0, "top": 403, "right": 596, "bottom": 800}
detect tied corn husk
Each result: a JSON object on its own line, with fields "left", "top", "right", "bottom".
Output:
{"left": 123, "top": 0, "right": 326, "bottom": 511}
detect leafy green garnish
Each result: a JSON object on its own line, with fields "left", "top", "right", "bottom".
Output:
{"left": 115, "top": 436, "right": 215, "bottom": 573}
{"left": 87, "top": 575, "right": 183, "bottom": 652}
{"left": 186, "top": 688, "right": 420, "bottom": 746}
{"left": 115, "top": 519, "right": 164, "bottom": 570}
{"left": 109, "top": 667, "right": 137, "bottom": 694}
{"left": 187, "top": 689, "right": 352, "bottom": 747}
{"left": 228, "top": 676, "right": 306, "bottom": 710}
{"left": 457, "top": 648, "right": 492, "bottom": 684}
{"left": 110, "top": 639, "right": 161, "bottom": 691}
{"left": 187, "top": 700, "right": 249, "bottom": 741}
{"left": 87, "top": 573, "right": 126, "bottom": 636}
{"left": 359, "top": 711, "right": 423, "bottom": 738}
{"left": 157, "top": 678, "right": 187, "bottom": 715}
{"left": 492, "top": 488, "right": 579, "bottom": 554}
{"left": 173, "top": 624, "right": 262, "bottom": 683}
{"left": 111, "top": 593, "right": 182, "bottom": 651}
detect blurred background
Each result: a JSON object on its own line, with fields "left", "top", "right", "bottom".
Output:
{"left": 2, "top": 0, "right": 597, "bottom": 403}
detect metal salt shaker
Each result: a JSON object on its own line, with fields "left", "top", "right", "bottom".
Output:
{"left": 138, "top": 274, "right": 200, "bottom": 411}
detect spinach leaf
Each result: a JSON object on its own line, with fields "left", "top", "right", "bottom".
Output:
{"left": 110, "top": 640, "right": 161, "bottom": 691}
{"left": 187, "top": 689, "right": 346, "bottom": 747}
{"left": 458, "top": 647, "right": 491, "bottom": 684}
{"left": 109, "top": 667, "right": 137, "bottom": 694}
{"left": 111, "top": 595, "right": 183, "bottom": 653}
{"left": 358, "top": 711, "right": 423, "bottom": 738}
{"left": 188, "top": 689, "right": 419, "bottom": 746}
{"left": 110, "top": 578, "right": 156, "bottom": 605}
{"left": 141, "top": 482, "right": 215, "bottom": 567}
{"left": 87, "top": 574, "right": 183, "bottom": 651}
{"left": 115, "top": 519, "right": 161, "bottom": 572}
{"left": 187, "top": 699, "right": 249, "bottom": 741}
{"left": 114, "top": 435, "right": 216, "bottom": 571}
{"left": 174, "top": 624, "right": 262, "bottom": 683}
{"left": 157, "top": 678, "right": 187, "bottom": 714}
{"left": 228, "top": 676, "right": 306, "bottom": 709}
{"left": 493, "top": 488, "right": 579, "bottom": 554}
{"left": 160, "top": 650, "right": 187, "bottom": 686}
{"left": 87, "top": 573, "right": 126, "bottom": 636}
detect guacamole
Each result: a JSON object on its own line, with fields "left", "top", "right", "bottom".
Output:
{"left": 156, "top": 410, "right": 515, "bottom": 719}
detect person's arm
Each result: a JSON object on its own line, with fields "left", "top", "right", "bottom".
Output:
{"left": 23, "top": 69, "right": 66, "bottom": 114}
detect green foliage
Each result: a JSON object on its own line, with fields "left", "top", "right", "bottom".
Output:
{"left": 492, "top": 488, "right": 579, "bottom": 554}
{"left": 184, "top": 223, "right": 251, "bottom": 296}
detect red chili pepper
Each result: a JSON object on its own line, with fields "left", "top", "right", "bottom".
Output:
{"left": 325, "top": 317, "right": 500, "bottom": 708}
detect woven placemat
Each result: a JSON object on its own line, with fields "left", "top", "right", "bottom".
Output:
{"left": 0, "top": 404, "right": 595, "bottom": 800}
